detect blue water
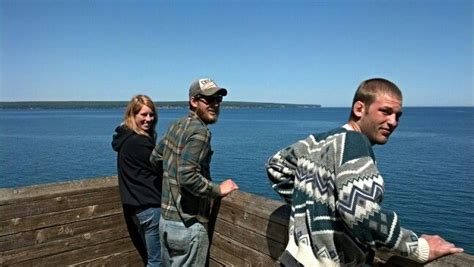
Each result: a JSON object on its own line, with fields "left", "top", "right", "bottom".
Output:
{"left": 1, "top": 107, "right": 473, "bottom": 254}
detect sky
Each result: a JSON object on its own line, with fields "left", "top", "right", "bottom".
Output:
{"left": 1, "top": 0, "right": 472, "bottom": 107}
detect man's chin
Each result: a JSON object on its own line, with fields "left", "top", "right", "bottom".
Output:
{"left": 200, "top": 115, "right": 218, "bottom": 125}
{"left": 376, "top": 137, "right": 389, "bottom": 145}
{"left": 206, "top": 117, "right": 218, "bottom": 124}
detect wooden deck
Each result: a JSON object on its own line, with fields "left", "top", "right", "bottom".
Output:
{"left": 1, "top": 176, "right": 472, "bottom": 266}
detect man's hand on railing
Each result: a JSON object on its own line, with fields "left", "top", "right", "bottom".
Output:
{"left": 422, "top": 234, "right": 464, "bottom": 261}
{"left": 219, "top": 179, "right": 239, "bottom": 197}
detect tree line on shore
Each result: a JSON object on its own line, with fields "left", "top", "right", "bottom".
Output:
{"left": 0, "top": 101, "right": 321, "bottom": 109}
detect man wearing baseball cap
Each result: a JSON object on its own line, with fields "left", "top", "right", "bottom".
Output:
{"left": 150, "top": 78, "right": 239, "bottom": 266}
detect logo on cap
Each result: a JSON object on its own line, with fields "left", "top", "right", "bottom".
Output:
{"left": 189, "top": 78, "right": 227, "bottom": 98}
{"left": 199, "top": 79, "right": 217, "bottom": 90}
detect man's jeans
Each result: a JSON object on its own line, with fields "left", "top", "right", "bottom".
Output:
{"left": 159, "top": 216, "right": 209, "bottom": 267}
{"left": 136, "top": 207, "right": 162, "bottom": 267}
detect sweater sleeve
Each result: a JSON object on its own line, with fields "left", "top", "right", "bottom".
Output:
{"left": 177, "top": 127, "right": 221, "bottom": 198}
{"left": 266, "top": 137, "right": 311, "bottom": 204}
{"left": 335, "top": 133, "right": 429, "bottom": 262}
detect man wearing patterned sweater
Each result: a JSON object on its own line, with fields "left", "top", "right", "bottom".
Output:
{"left": 266, "top": 78, "right": 463, "bottom": 266}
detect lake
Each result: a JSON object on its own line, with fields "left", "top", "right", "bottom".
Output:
{"left": 0, "top": 107, "right": 473, "bottom": 253}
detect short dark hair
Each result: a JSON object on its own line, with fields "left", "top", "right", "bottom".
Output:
{"left": 349, "top": 78, "right": 402, "bottom": 119}
{"left": 352, "top": 78, "right": 402, "bottom": 106}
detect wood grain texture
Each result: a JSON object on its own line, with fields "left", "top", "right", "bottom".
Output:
{"left": 1, "top": 176, "right": 472, "bottom": 266}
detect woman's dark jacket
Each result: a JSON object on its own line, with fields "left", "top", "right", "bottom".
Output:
{"left": 112, "top": 125, "right": 162, "bottom": 208}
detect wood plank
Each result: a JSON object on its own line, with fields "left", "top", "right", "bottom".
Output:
{"left": 70, "top": 249, "right": 142, "bottom": 266}
{"left": 7, "top": 237, "right": 136, "bottom": 266}
{"left": 216, "top": 201, "right": 288, "bottom": 244}
{"left": 0, "top": 213, "right": 126, "bottom": 252}
{"left": 1, "top": 225, "right": 132, "bottom": 265}
{"left": 0, "top": 187, "right": 120, "bottom": 220}
{"left": 378, "top": 252, "right": 474, "bottom": 267}
{"left": 209, "top": 242, "right": 250, "bottom": 267}
{"left": 210, "top": 232, "right": 279, "bottom": 267}
{"left": 0, "top": 176, "right": 118, "bottom": 204}
{"left": 213, "top": 217, "right": 285, "bottom": 260}
{"left": 209, "top": 258, "right": 225, "bottom": 267}
{"left": 220, "top": 191, "right": 290, "bottom": 226}
{"left": 0, "top": 202, "right": 122, "bottom": 236}
{"left": 426, "top": 253, "right": 474, "bottom": 267}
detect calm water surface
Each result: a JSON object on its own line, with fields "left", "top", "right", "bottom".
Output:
{"left": 1, "top": 107, "right": 473, "bottom": 253}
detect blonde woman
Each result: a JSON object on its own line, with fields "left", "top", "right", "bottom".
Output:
{"left": 112, "top": 95, "right": 162, "bottom": 266}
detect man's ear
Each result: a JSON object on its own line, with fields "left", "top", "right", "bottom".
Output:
{"left": 352, "top": 101, "right": 366, "bottom": 119}
{"left": 190, "top": 97, "right": 199, "bottom": 109}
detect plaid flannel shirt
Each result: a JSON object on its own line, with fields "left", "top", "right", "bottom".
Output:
{"left": 150, "top": 111, "right": 221, "bottom": 224}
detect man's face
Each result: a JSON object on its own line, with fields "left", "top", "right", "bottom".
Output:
{"left": 356, "top": 93, "right": 403, "bottom": 145}
{"left": 191, "top": 94, "right": 223, "bottom": 124}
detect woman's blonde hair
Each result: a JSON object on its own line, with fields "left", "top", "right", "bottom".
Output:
{"left": 123, "top": 95, "right": 157, "bottom": 139}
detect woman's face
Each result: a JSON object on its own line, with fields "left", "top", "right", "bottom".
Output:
{"left": 134, "top": 105, "right": 155, "bottom": 131}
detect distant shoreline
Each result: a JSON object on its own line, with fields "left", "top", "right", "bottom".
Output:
{"left": 0, "top": 101, "right": 321, "bottom": 109}
{"left": 0, "top": 102, "right": 471, "bottom": 110}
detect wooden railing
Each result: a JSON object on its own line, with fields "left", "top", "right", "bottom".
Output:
{"left": 1, "top": 177, "right": 472, "bottom": 266}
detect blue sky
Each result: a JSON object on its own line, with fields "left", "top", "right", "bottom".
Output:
{"left": 1, "top": 0, "right": 472, "bottom": 107}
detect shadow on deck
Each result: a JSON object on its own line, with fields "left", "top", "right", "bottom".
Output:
{"left": 1, "top": 176, "right": 472, "bottom": 266}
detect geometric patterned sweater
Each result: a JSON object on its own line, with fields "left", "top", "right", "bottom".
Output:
{"left": 266, "top": 125, "right": 429, "bottom": 266}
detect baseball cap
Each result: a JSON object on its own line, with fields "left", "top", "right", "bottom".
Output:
{"left": 189, "top": 78, "right": 228, "bottom": 99}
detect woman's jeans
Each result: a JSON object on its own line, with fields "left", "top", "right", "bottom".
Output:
{"left": 159, "top": 216, "right": 209, "bottom": 267}
{"left": 136, "top": 207, "right": 162, "bottom": 267}
{"left": 124, "top": 206, "right": 161, "bottom": 267}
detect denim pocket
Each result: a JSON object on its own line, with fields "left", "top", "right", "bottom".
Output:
{"left": 163, "top": 223, "right": 192, "bottom": 256}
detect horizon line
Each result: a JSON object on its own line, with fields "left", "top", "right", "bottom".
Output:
{"left": 0, "top": 100, "right": 473, "bottom": 109}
